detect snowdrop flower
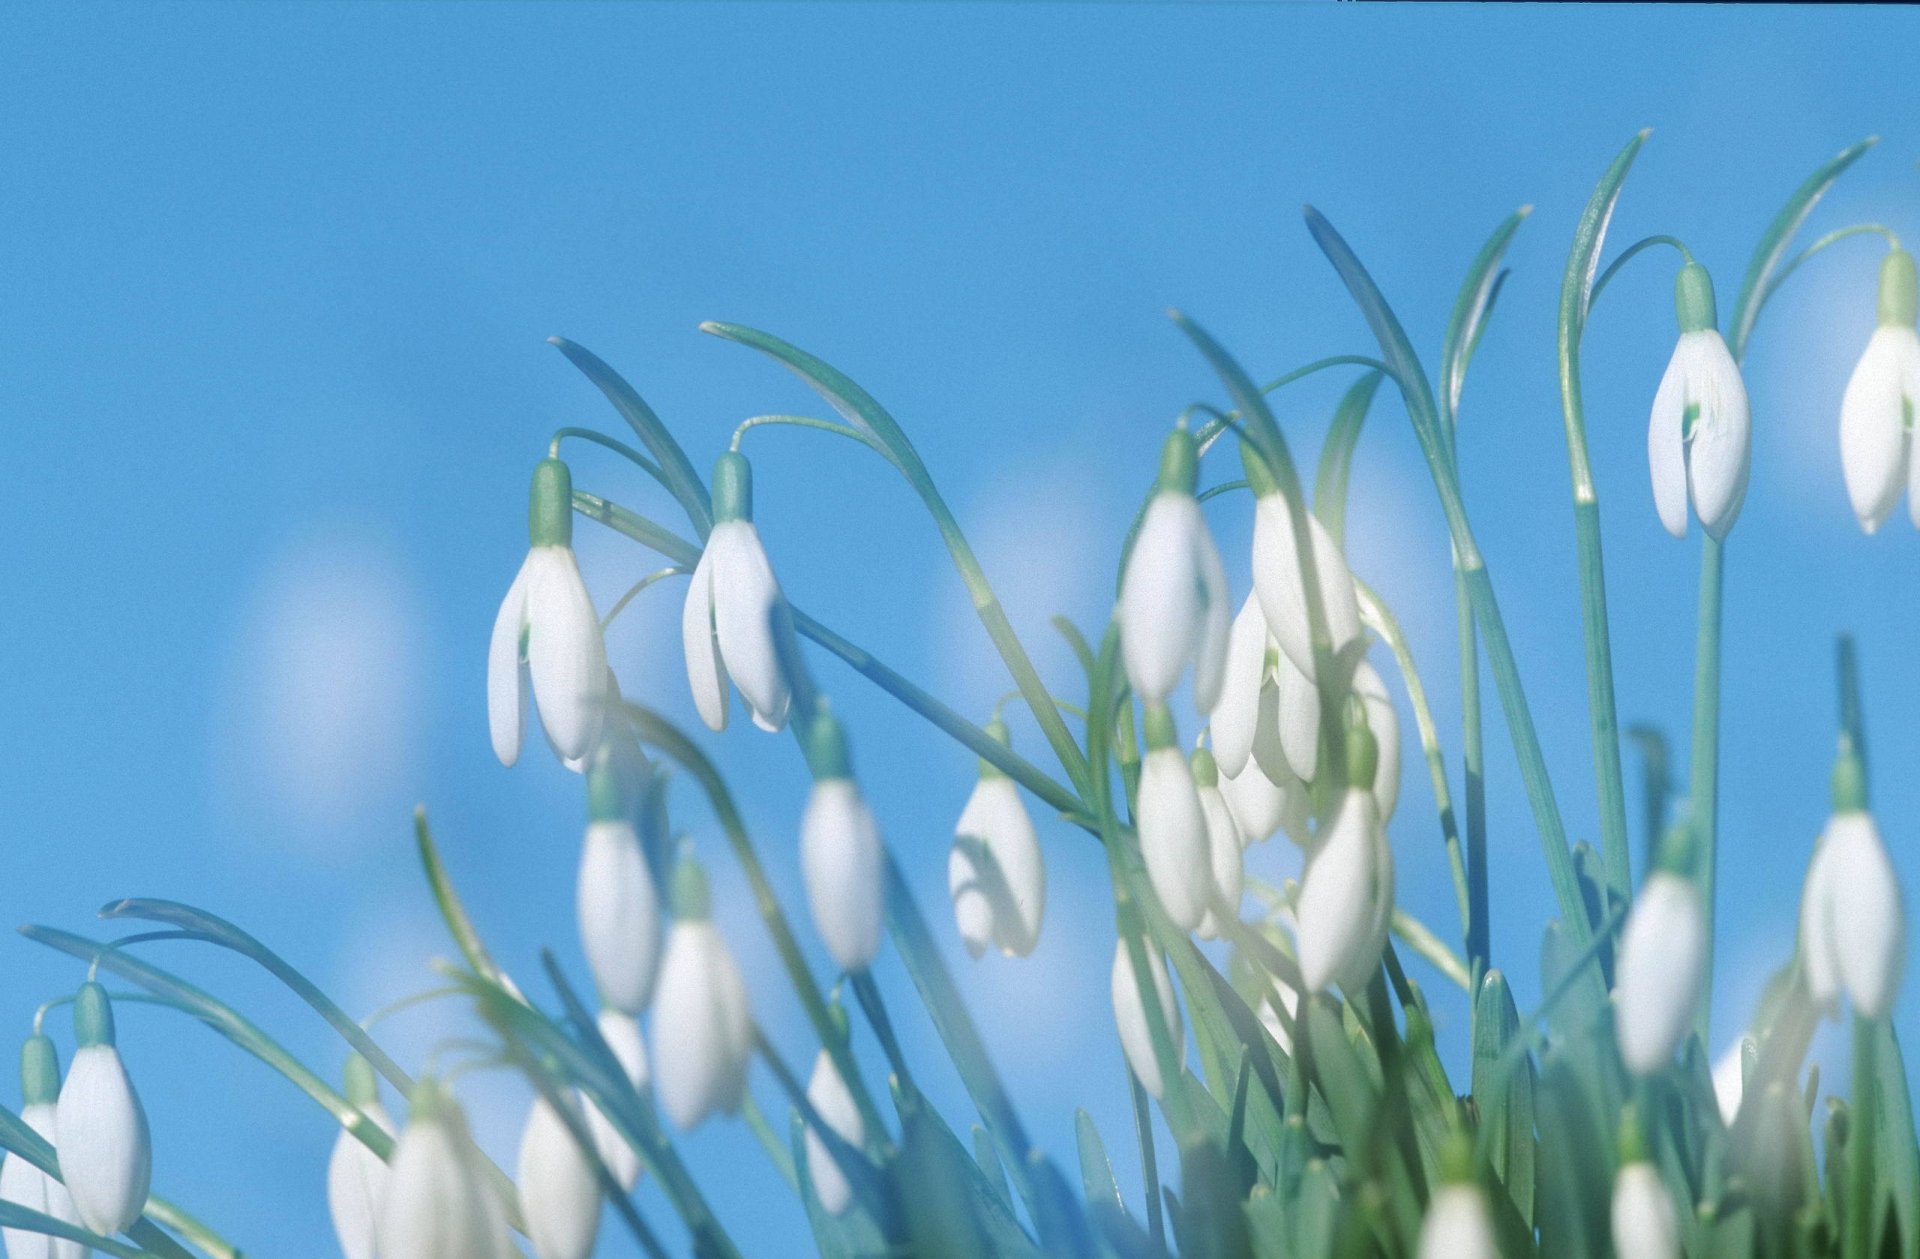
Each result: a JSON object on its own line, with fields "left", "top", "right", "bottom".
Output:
{"left": 517, "top": 1091, "right": 601, "bottom": 1259}
{"left": 1212, "top": 595, "right": 1320, "bottom": 787}
{"left": 1840, "top": 248, "right": 1920, "bottom": 532}
{"left": 583, "top": 1009, "right": 649, "bottom": 1193}
{"left": 1, "top": 1035, "right": 85, "bottom": 1259}
{"left": 326, "top": 1055, "right": 392, "bottom": 1259}
{"left": 1799, "top": 744, "right": 1905, "bottom": 1019}
{"left": 682, "top": 451, "right": 792, "bottom": 733}
{"left": 1242, "top": 442, "right": 1362, "bottom": 686}
{"left": 490, "top": 457, "right": 609, "bottom": 766}
{"left": 376, "top": 1078, "right": 516, "bottom": 1259}
{"left": 1119, "top": 427, "right": 1230, "bottom": 712}
{"left": 55, "top": 984, "right": 150, "bottom": 1237}
{"left": 1110, "top": 937, "right": 1183, "bottom": 1099}
{"left": 1614, "top": 822, "right": 1707, "bottom": 1075}
{"left": 1353, "top": 659, "right": 1401, "bottom": 823}
{"left": 1612, "top": 1163, "right": 1680, "bottom": 1259}
{"left": 1192, "top": 749, "right": 1244, "bottom": 941}
{"left": 1647, "top": 261, "right": 1750, "bottom": 540}
{"left": 1711, "top": 1040, "right": 1749, "bottom": 1127}
{"left": 802, "top": 1050, "right": 866, "bottom": 1217}
{"left": 948, "top": 721, "right": 1045, "bottom": 958}
{"left": 1217, "top": 746, "right": 1310, "bottom": 848}
{"left": 652, "top": 857, "right": 753, "bottom": 1130}
{"left": 1294, "top": 720, "right": 1394, "bottom": 996}
{"left": 1136, "top": 703, "right": 1210, "bottom": 931}
{"left": 1419, "top": 1143, "right": 1500, "bottom": 1259}
{"left": 799, "top": 713, "right": 885, "bottom": 973}
{"left": 578, "top": 752, "right": 662, "bottom": 1014}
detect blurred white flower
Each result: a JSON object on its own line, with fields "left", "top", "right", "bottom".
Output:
{"left": 1352, "top": 659, "right": 1402, "bottom": 823}
{"left": 577, "top": 761, "right": 662, "bottom": 1013}
{"left": 1110, "top": 937, "right": 1183, "bottom": 1099}
{"left": 1839, "top": 248, "right": 1920, "bottom": 532}
{"left": 326, "top": 1055, "right": 391, "bottom": 1259}
{"left": 1192, "top": 749, "right": 1244, "bottom": 941}
{"left": 799, "top": 715, "right": 885, "bottom": 973}
{"left": 1711, "top": 1040, "right": 1748, "bottom": 1127}
{"left": 1295, "top": 787, "right": 1393, "bottom": 996}
{"left": 1647, "top": 263, "right": 1749, "bottom": 540}
{"left": 653, "top": 861, "right": 754, "bottom": 1130}
{"left": 1800, "top": 789, "right": 1905, "bottom": 1019}
{"left": 583, "top": 1009, "right": 650, "bottom": 1193}
{"left": 376, "top": 1079, "right": 517, "bottom": 1259}
{"left": 802, "top": 1051, "right": 866, "bottom": 1217}
{"left": 949, "top": 729, "right": 1045, "bottom": 958}
{"left": 1137, "top": 704, "right": 1210, "bottom": 932}
{"left": 1612, "top": 1162, "right": 1680, "bottom": 1259}
{"left": 55, "top": 985, "right": 150, "bottom": 1238}
{"left": 1119, "top": 429, "right": 1230, "bottom": 712}
{"left": 1417, "top": 1184, "right": 1499, "bottom": 1259}
{"left": 517, "top": 1093, "right": 601, "bottom": 1259}
{"left": 1245, "top": 469, "right": 1361, "bottom": 687}
{"left": 1217, "top": 747, "right": 1309, "bottom": 848}
{"left": 1, "top": 1036, "right": 85, "bottom": 1259}
{"left": 682, "top": 453, "right": 791, "bottom": 732}
{"left": 1615, "top": 868, "right": 1706, "bottom": 1075}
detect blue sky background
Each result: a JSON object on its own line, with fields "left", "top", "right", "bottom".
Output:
{"left": 5, "top": 3, "right": 1920, "bottom": 1255}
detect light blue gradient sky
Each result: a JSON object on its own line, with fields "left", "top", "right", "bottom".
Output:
{"left": 5, "top": 3, "right": 1920, "bottom": 1254}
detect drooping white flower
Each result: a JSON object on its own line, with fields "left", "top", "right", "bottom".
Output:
{"left": 1136, "top": 704, "right": 1210, "bottom": 932}
{"left": 1110, "top": 937, "right": 1183, "bottom": 1099}
{"left": 652, "top": 859, "right": 754, "bottom": 1131}
{"left": 1418, "top": 1184, "right": 1500, "bottom": 1259}
{"left": 583, "top": 1009, "right": 650, "bottom": 1193}
{"left": 1192, "top": 749, "right": 1244, "bottom": 941}
{"left": 1840, "top": 248, "right": 1920, "bottom": 532}
{"left": 1711, "top": 1040, "right": 1748, "bottom": 1127}
{"left": 1352, "top": 659, "right": 1402, "bottom": 823}
{"left": 54, "top": 984, "right": 150, "bottom": 1238}
{"left": 1295, "top": 785, "right": 1394, "bottom": 996}
{"left": 682, "top": 452, "right": 792, "bottom": 733}
{"left": 1647, "top": 262, "right": 1750, "bottom": 540}
{"left": 1799, "top": 750, "right": 1905, "bottom": 1019}
{"left": 1242, "top": 444, "right": 1362, "bottom": 687}
{"left": 376, "top": 1078, "right": 517, "bottom": 1259}
{"left": 326, "top": 1055, "right": 393, "bottom": 1259}
{"left": 801, "top": 1050, "right": 866, "bottom": 1217}
{"left": 1, "top": 1036, "right": 86, "bottom": 1259}
{"left": 1217, "top": 746, "right": 1310, "bottom": 849}
{"left": 800, "top": 714, "right": 885, "bottom": 973}
{"left": 1615, "top": 854, "right": 1707, "bottom": 1076}
{"left": 1212, "top": 596, "right": 1321, "bottom": 799}
{"left": 517, "top": 1092, "right": 602, "bottom": 1259}
{"left": 578, "top": 755, "right": 662, "bottom": 1014}
{"left": 948, "top": 723, "right": 1045, "bottom": 959}
{"left": 1612, "top": 1162, "right": 1680, "bottom": 1259}
{"left": 490, "top": 457, "right": 609, "bottom": 766}
{"left": 1119, "top": 428, "right": 1231, "bottom": 713}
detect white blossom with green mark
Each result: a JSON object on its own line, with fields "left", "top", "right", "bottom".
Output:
{"left": 324, "top": 1054, "right": 390, "bottom": 1259}
{"left": 651, "top": 856, "right": 753, "bottom": 1131}
{"left": 1135, "top": 702, "right": 1210, "bottom": 932}
{"left": 577, "top": 749, "right": 662, "bottom": 1015}
{"left": 1614, "top": 821, "right": 1707, "bottom": 1076}
{"left": 798, "top": 713, "right": 884, "bottom": 974}
{"left": 376, "top": 1077, "right": 516, "bottom": 1259}
{"left": 1840, "top": 247, "right": 1920, "bottom": 532}
{"left": 54, "top": 984, "right": 149, "bottom": 1238}
{"left": 948, "top": 720, "right": 1045, "bottom": 959}
{"left": 1, "top": 1036, "right": 85, "bottom": 1259}
{"left": 1119, "top": 427, "right": 1230, "bottom": 713}
{"left": 1799, "top": 741, "right": 1905, "bottom": 1019}
{"left": 1647, "top": 262, "right": 1750, "bottom": 540}
{"left": 682, "top": 451, "right": 793, "bottom": 733}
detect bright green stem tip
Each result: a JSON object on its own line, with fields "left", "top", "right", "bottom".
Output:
{"left": 1239, "top": 439, "right": 1280, "bottom": 498}
{"left": 1156, "top": 427, "right": 1198, "bottom": 495}
{"left": 804, "top": 711, "right": 853, "bottom": 782}
{"left": 1617, "top": 1102, "right": 1648, "bottom": 1165}
{"left": 1832, "top": 741, "right": 1869, "bottom": 813}
{"left": 408, "top": 1075, "right": 453, "bottom": 1125}
{"left": 344, "top": 1053, "right": 379, "bottom": 1109}
{"left": 1141, "top": 702, "right": 1178, "bottom": 753}
{"left": 670, "top": 853, "right": 711, "bottom": 921}
{"left": 587, "top": 752, "right": 626, "bottom": 823}
{"left": 1674, "top": 262, "right": 1718, "bottom": 334}
{"left": 712, "top": 451, "right": 753, "bottom": 523}
{"left": 1654, "top": 817, "right": 1696, "bottom": 878}
{"left": 73, "top": 982, "right": 115, "bottom": 1049}
{"left": 528, "top": 458, "right": 574, "bottom": 548}
{"left": 1879, "top": 249, "right": 1918, "bottom": 328}
{"left": 1190, "top": 745, "right": 1219, "bottom": 788}
{"left": 978, "top": 718, "right": 1010, "bottom": 779}
{"left": 20, "top": 1035, "right": 59, "bottom": 1107}
{"left": 1344, "top": 701, "right": 1379, "bottom": 792}
{"left": 1437, "top": 1129, "right": 1476, "bottom": 1186}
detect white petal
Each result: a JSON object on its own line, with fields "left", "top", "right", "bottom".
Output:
{"left": 378, "top": 1102, "right": 513, "bottom": 1259}
{"left": 1353, "top": 660, "right": 1402, "bottom": 821}
{"left": 1120, "top": 495, "right": 1207, "bottom": 705}
{"left": 710, "top": 522, "right": 791, "bottom": 732}
{"left": 1110, "top": 938, "right": 1183, "bottom": 1099}
{"left": 487, "top": 557, "right": 532, "bottom": 766}
{"left": 517, "top": 1095, "right": 601, "bottom": 1259}
{"left": 1198, "top": 783, "right": 1243, "bottom": 938}
{"left": 962, "top": 777, "right": 1045, "bottom": 957}
{"left": 680, "top": 546, "right": 729, "bottom": 731}
{"left": 1824, "top": 812, "right": 1906, "bottom": 1018}
{"left": 801, "top": 780, "right": 886, "bottom": 972}
{"left": 577, "top": 821, "right": 663, "bottom": 1014}
{"left": 1258, "top": 981, "right": 1298, "bottom": 1057}
{"left": 1190, "top": 513, "right": 1232, "bottom": 715}
{"left": 1274, "top": 646, "right": 1320, "bottom": 784}
{"left": 802, "top": 1052, "right": 866, "bottom": 1217}
{"left": 1295, "top": 789, "right": 1392, "bottom": 995}
{"left": 1840, "top": 327, "right": 1918, "bottom": 533}
{"left": 1418, "top": 1185, "right": 1498, "bottom": 1259}
{"left": 1210, "top": 595, "right": 1270, "bottom": 778}
{"left": 1611, "top": 1163, "right": 1681, "bottom": 1259}
{"left": 1250, "top": 496, "right": 1362, "bottom": 684}
{"left": 584, "top": 1011, "right": 648, "bottom": 1191}
{"left": 653, "top": 923, "right": 751, "bottom": 1130}
{"left": 1647, "top": 340, "right": 1692, "bottom": 539}
{"left": 327, "top": 1103, "right": 392, "bottom": 1259}
{"left": 1614, "top": 872, "right": 1706, "bottom": 1075}
{"left": 1219, "top": 752, "right": 1309, "bottom": 848}
{"left": 1683, "top": 331, "right": 1751, "bottom": 540}
{"left": 948, "top": 841, "right": 995, "bottom": 960}
{"left": 1138, "top": 748, "right": 1210, "bottom": 931}
{"left": 1799, "top": 834, "right": 1843, "bottom": 1008}
{"left": 525, "top": 547, "right": 609, "bottom": 762}
{"left": 1711, "top": 1042, "right": 1747, "bottom": 1127}
{"left": 55, "top": 1046, "right": 151, "bottom": 1236}
{"left": 3, "top": 1104, "right": 86, "bottom": 1259}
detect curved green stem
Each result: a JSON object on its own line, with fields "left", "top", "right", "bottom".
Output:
{"left": 730, "top": 412, "right": 880, "bottom": 454}
{"left": 549, "top": 427, "right": 667, "bottom": 483}
{"left": 601, "top": 565, "right": 689, "bottom": 630}
{"left": 1755, "top": 222, "right": 1902, "bottom": 332}
{"left": 1586, "top": 233, "right": 1694, "bottom": 311}
{"left": 1190, "top": 353, "right": 1394, "bottom": 449}
{"left": 1689, "top": 533, "right": 1724, "bottom": 1044}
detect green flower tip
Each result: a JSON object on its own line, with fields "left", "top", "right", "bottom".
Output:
{"left": 712, "top": 450, "right": 754, "bottom": 523}
{"left": 825, "top": 1001, "right": 851, "bottom": 1045}
{"left": 1155, "top": 427, "right": 1199, "bottom": 496}
{"left": 407, "top": 1075, "right": 460, "bottom": 1130}
{"left": 528, "top": 457, "right": 574, "bottom": 548}
{"left": 1238, "top": 439, "right": 1281, "bottom": 499}
{"left": 73, "top": 982, "right": 115, "bottom": 1049}
{"left": 670, "top": 852, "right": 712, "bottom": 921}
{"left": 1617, "top": 1102, "right": 1648, "bottom": 1165}
{"left": 1437, "top": 1129, "right": 1477, "bottom": 1186}
{"left": 1190, "top": 745, "right": 1219, "bottom": 788}
{"left": 1343, "top": 701, "right": 1379, "bottom": 793}
{"left": 344, "top": 1052, "right": 379, "bottom": 1109}
{"left": 977, "top": 718, "right": 1010, "bottom": 779}
{"left": 1653, "top": 817, "right": 1697, "bottom": 879}
{"left": 1141, "top": 702, "right": 1179, "bottom": 753}
{"left": 1878, "top": 248, "right": 1917, "bottom": 329}
{"left": 804, "top": 710, "right": 853, "bottom": 782}
{"left": 586, "top": 748, "right": 627, "bottom": 822}
{"left": 1831, "top": 740, "right": 1868, "bottom": 814}
{"left": 20, "top": 1035, "right": 59, "bottom": 1107}
{"left": 1674, "top": 262, "right": 1718, "bottom": 334}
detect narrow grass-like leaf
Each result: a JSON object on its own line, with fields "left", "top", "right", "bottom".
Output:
{"left": 414, "top": 807, "right": 511, "bottom": 989}
{"left": 1470, "top": 970, "right": 1536, "bottom": 1228}
{"left": 1727, "top": 136, "right": 1879, "bottom": 359}
{"left": 548, "top": 336, "right": 713, "bottom": 537}
{"left": 1311, "top": 369, "right": 1386, "bottom": 550}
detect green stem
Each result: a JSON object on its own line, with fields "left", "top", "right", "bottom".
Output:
{"left": 730, "top": 413, "right": 880, "bottom": 454}
{"left": 1689, "top": 534, "right": 1724, "bottom": 1044}
{"left": 548, "top": 427, "right": 667, "bottom": 482}
{"left": 1847, "top": 1015, "right": 1877, "bottom": 1259}
{"left": 1456, "top": 571, "right": 1490, "bottom": 988}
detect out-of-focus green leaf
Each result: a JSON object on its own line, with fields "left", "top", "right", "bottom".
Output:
{"left": 1471, "top": 970, "right": 1536, "bottom": 1228}
{"left": 548, "top": 336, "right": 714, "bottom": 537}
{"left": 1871, "top": 1023, "right": 1920, "bottom": 1258}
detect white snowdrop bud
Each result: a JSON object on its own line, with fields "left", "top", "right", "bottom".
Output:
{"left": 1419, "top": 1184, "right": 1500, "bottom": 1259}
{"left": 948, "top": 721, "right": 1045, "bottom": 958}
{"left": 1612, "top": 1162, "right": 1680, "bottom": 1259}
{"left": 1615, "top": 825, "right": 1707, "bottom": 1075}
{"left": 1295, "top": 787, "right": 1393, "bottom": 996}
{"left": 1119, "top": 429, "right": 1231, "bottom": 713}
{"left": 517, "top": 1091, "right": 601, "bottom": 1259}
{"left": 802, "top": 1050, "right": 866, "bottom": 1217}
{"left": 1840, "top": 249, "right": 1920, "bottom": 533}
{"left": 1211, "top": 594, "right": 1273, "bottom": 780}
{"left": 583, "top": 1009, "right": 650, "bottom": 1193}
{"left": 1136, "top": 704, "right": 1210, "bottom": 932}
{"left": 377, "top": 1078, "right": 517, "bottom": 1259}
{"left": 1243, "top": 445, "right": 1361, "bottom": 688}
{"left": 54, "top": 985, "right": 150, "bottom": 1238}
{"left": 1, "top": 1035, "right": 86, "bottom": 1259}
{"left": 1799, "top": 747, "right": 1905, "bottom": 1019}
{"left": 1192, "top": 749, "right": 1244, "bottom": 941}
{"left": 1110, "top": 937, "right": 1183, "bottom": 1099}
{"left": 326, "top": 1055, "right": 392, "bottom": 1259}
{"left": 1647, "top": 263, "right": 1750, "bottom": 540}
{"left": 652, "top": 859, "right": 754, "bottom": 1131}
{"left": 682, "top": 452, "right": 792, "bottom": 732}
{"left": 489, "top": 457, "right": 610, "bottom": 766}
{"left": 799, "top": 714, "right": 885, "bottom": 973}
{"left": 578, "top": 753, "right": 662, "bottom": 1014}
